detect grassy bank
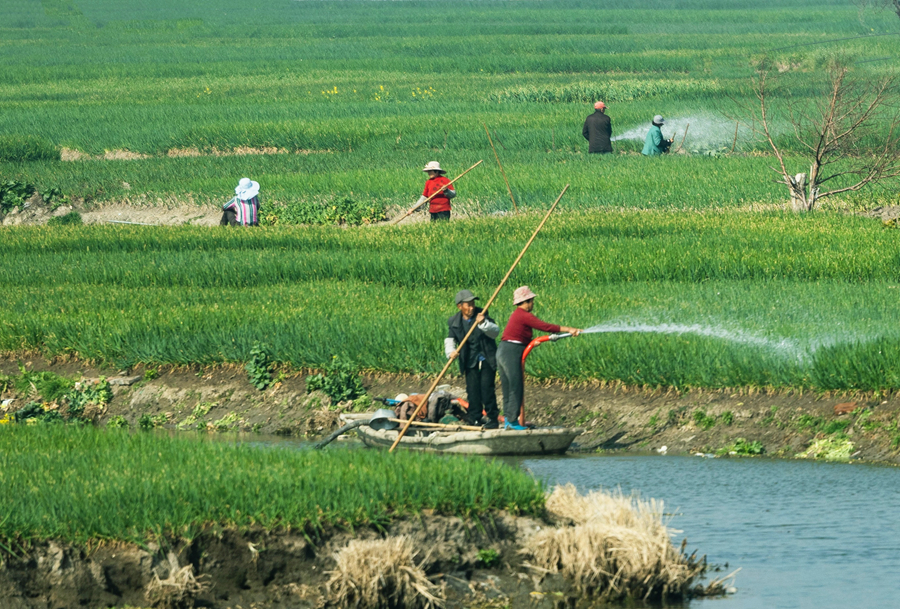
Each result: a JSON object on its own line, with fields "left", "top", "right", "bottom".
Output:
{"left": 2, "top": 211, "right": 900, "bottom": 389}
{"left": 0, "top": 426, "right": 545, "bottom": 547}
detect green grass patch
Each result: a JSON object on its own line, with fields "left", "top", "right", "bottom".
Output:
{"left": 0, "top": 426, "right": 545, "bottom": 545}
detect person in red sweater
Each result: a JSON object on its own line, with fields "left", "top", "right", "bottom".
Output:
{"left": 417, "top": 161, "right": 456, "bottom": 221}
{"left": 497, "top": 286, "right": 581, "bottom": 430}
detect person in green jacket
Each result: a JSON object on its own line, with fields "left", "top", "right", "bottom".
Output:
{"left": 642, "top": 115, "right": 673, "bottom": 156}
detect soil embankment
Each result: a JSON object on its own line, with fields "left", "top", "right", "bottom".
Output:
{"left": 0, "top": 513, "right": 571, "bottom": 609}
{"left": 2, "top": 357, "right": 899, "bottom": 465}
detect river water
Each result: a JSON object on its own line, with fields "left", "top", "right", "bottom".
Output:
{"left": 246, "top": 435, "right": 900, "bottom": 607}
{"left": 508, "top": 453, "right": 900, "bottom": 609}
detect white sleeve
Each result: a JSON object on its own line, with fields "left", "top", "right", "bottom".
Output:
{"left": 417, "top": 195, "right": 428, "bottom": 205}
{"left": 478, "top": 318, "right": 500, "bottom": 339}
{"left": 444, "top": 337, "right": 457, "bottom": 359}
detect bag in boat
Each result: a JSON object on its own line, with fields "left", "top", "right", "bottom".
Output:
{"left": 394, "top": 392, "right": 454, "bottom": 423}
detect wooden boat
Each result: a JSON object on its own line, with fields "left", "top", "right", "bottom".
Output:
{"left": 341, "top": 413, "right": 582, "bottom": 455}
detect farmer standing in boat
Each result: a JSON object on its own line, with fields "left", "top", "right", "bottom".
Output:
{"left": 445, "top": 289, "right": 500, "bottom": 429}
{"left": 416, "top": 161, "right": 456, "bottom": 221}
{"left": 497, "top": 286, "right": 581, "bottom": 431}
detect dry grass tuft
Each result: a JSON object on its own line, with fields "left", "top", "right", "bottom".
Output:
{"left": 144, "top": 551, "right": 207, "bottom": 609}
{"left": 327, "top": 536, "right": 444, "bottom": 609}
{"left": 526, "top": 484, "right": 706, "bottom": 602}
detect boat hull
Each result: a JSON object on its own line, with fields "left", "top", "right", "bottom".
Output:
{"left": 355, "top": 425, "right": 582, "bottom": 455}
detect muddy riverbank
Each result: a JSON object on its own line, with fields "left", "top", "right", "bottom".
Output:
{"left": 0, "top": 513, "right": 554, "bottom": 609}
{"left": 2, "top": 357, "right": 898, "bottom": 465}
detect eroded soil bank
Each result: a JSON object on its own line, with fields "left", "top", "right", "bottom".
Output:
{"left": 2, "top": 357, "right": 899, "bottom": 465}
{"left": 0, "top": 513, "right": 585, "bottom": 609}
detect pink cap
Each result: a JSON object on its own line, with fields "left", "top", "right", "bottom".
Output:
{"left": 594, "top": 101, "right": 606, "bottom": 110}
{"left": 513, "top": 286, "right": 537, "bottom": 305}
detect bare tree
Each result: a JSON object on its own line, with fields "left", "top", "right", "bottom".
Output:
{"left": 745, "top": 58, "right": 900, "bottom": 212}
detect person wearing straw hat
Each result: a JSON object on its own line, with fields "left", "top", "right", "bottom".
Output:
{"left": 497, "top": 286, "right": 581, "bottom": 431}
{"left": 221, "top": 177, "right": 261, "bottom": 226}
{"left": 642, "top": 115, "right": 673, "bottom": 156}
{"left": 445, "top": 289, "right": 501, "bottom": 429}
{"left": 416, "top": 161, "right": 456, "bottom": 221}
{"left": 582, "top": 101, "right": 613, "bottom": 154}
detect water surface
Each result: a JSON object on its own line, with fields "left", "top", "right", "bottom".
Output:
{"left": 510, "top": 454, "right": 900, "bottom": 609}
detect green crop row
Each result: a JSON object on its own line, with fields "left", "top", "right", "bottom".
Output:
{"left": 1, "top": 212, "right": 899, "bottom": 389}
{"left": 1, "top": 0, "right": 897, "bottom": 156}
{"left": 0, "top": 426, "right": 545, "bottom": 545}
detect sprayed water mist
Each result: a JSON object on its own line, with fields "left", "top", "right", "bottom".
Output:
{"left": 611, "top": 113, "right": 749, "bottom": 152}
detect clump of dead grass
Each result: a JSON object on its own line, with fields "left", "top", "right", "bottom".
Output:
{"left": 327, "top": 536, "right": 444, "bottom": 608}
{"left": 145, "top": 551, "right": 207, "bottom": 609}
{"left": 525, "top": 484, "right": 707, "bottom": 602}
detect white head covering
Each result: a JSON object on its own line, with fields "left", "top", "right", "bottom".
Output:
{"left": 235, "top": 177, "right": 260, "bottom": 200}
{"left": 422, "top": 161, "right": 446, "bottom": 173}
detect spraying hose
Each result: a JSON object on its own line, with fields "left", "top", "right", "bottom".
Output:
{"left": 518, "top": 333, "right": 573, "bottom": 425}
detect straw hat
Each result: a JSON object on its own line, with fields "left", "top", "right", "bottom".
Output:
{"left": 594, "top": 101, "right": 607, "bottom": 110}
{"left": 394, "top": 393, "right": 409, "bottom": 402}
{"left": 422, "top": 161, "right": 446, "bottom": 173}
{"left": 513, "top": 285, "right": 537, "bottom": 305}
{"left": 235, "top": 177, "right": 260, "bottom": 200}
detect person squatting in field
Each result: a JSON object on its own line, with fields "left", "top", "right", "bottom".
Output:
{"left": 417, "top": 161, "right": 456, "bottom": 221}
{"left": 445, "top": 289, "right": 501, "bottom": 429}
{"left": 221, "top": 177, "right": 261, "bottom": 226}
{"left": 642, "top": 115, "right": 673, "bottom": 156}
{"left": 582, "top": 101, "right": 613, "bottom": 154}
{"left": 497, "top": 286, "right": 582, "bottom": 431}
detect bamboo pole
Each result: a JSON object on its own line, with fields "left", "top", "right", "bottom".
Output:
{"left": 387, "top": 418, "right": 483, "bottom": 431}
{"left": 675, "top": 123, "right": 690, "bottom": 153}
{"left": 730, "top": 122, "right": 739, "bottom": 154}
{"left": 389, "top": 185, "right": 570, "bottom": 452}
{"left": 483, "top": 123, "right": 519, "bottom": 214}
{"left": 391, "top": 160, "right": 483, "bottom": 225}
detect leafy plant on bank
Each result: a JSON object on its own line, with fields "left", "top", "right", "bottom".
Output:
{"left": 264, "top": 197, "right": 386, "bottom": 227}
{"left": 246, "top": 343, "right": 273, "bottom": 390}
{"left": 306, "top": 355, "right": 366, "bottom": 403}
{"left": 717, "top": 438, "right": 764, "bottom": 456}
{"left": 0, "top": 181, "right": 36, "bottom": 214}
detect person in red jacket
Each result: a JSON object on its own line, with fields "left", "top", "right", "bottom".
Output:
{"left": 497, "top": 286, "right": 581, "bottom": 430}
{"left": 417, "top": 161, "right": 456, "bottom": 221}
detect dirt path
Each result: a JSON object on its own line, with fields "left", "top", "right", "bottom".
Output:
{"left": 3, "top": 357, "right": 898, "bottom": 465}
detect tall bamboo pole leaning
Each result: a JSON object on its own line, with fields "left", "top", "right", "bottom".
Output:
{"left": 388, "top": 184, "right": 570, "bottom": 452}
{"left": 391, "top": 160, "right": 483, "bottom": 225}
{"left": 675, "top": 123, "right": 690, "bottom": 153}
{"left": 482, "top": 123, "right": 518, "bottom": 214}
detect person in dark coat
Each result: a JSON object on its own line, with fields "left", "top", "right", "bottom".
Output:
{"left": 582, "top": 101, "right": 613, "bottom": 154}
{"left": 445, "top": 289, "right": 500, "bottom": 428}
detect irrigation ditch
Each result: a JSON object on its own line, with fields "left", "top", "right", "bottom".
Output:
{"left": 2, "top": 357, "right": 899, "bottom": 465}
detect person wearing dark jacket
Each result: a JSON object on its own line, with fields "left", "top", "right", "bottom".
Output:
{"left": 445, "top": 289, "right": 500, "bottom": 428}
{"left": 582, "top": 101, "right": 613, "bottom": 154}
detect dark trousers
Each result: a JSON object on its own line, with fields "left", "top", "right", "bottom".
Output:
{"left": 497, "top": 341, "right": 526, "bottom": 423}
{"left": 220, "top": 209, "right": 238, "bottom": 226}
{"left": 464, "top": 362, "right": 499, "bottom": 424}
{"left": 430, "top": 211, "right": 450, "bottom": 221}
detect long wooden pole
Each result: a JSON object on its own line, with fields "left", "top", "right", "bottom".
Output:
{"left": 675, "top": 123, "right": 690, "bottom": 153}
{"left": 391, "top": 160, "right": 483, "bottom": 225}
{"left": 482, "top": 123, "right": 518, "bottom": 214}
{"left": 389, "top": 184, "right": 570, "bottom": 452}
